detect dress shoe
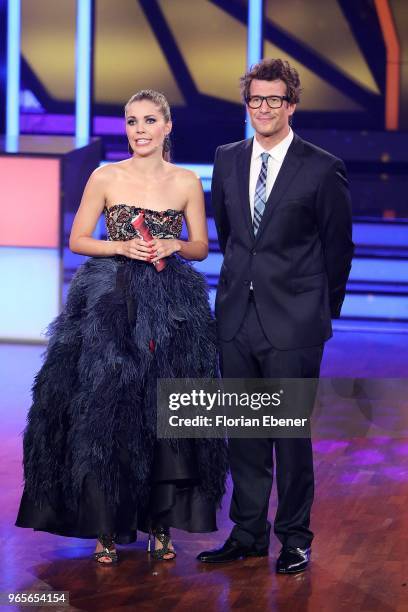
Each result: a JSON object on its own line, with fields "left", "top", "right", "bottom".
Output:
{"left": 197, "top": 538, "right": 269, "bottom": 563}
{"left": 276, "top": 546, "right": 311, "bottom": 574}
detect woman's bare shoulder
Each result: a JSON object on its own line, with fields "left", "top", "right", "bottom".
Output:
{"left": 167, "top": 163, "right": 201, "bottom": 186}
{"left": 90, "top": 160, "right": 130, "bottom": 182}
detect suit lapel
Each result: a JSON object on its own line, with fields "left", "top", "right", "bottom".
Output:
{"left": 236, "top": 138, "right": 255, "bottom": 241}
{"left": 254, "top": 133, "right": 305, "bottom": 244}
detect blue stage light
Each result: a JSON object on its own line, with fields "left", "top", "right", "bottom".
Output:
{"left": 333, "top": 319, "right": 408, "bottom": 334}
{"left": 350, "top": 258, "right": 408, "bottom": 283}
{"left": 177, "top": 164, "right": 213, "bottom": 179}
{"left": 201, "top": 178, "right": 212, "bottom": 192}
{"left": 6, "top": 0, "right": 21, "bottom": 152}
{"left": 353, "top": 222, "right": 408, "bottom": 247}
{"left": 0, "top": 247, "right": 60, "bottom": 342}
{"left": 341, "top": 293, "right": 408, "bottom": 320}
{"left": 193, "top": 253, "right": 223, "bottom": 277}
{"left": 246, "top": 0, "right": 263, "bottom": 139}
{"left": 75, "top": 0, "right": 92, "bottom": 147}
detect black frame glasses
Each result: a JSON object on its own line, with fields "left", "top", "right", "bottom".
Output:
{"left": 246, "top": 95, "right": 290, "bottom": 109}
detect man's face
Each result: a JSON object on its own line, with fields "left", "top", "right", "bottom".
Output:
{"left": 247, "top": 79, "right": 296, "bottom": 139}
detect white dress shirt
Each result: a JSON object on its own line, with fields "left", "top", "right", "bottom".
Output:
{"left": 248, "top": 128, "right": 294, "bottom": 290}
{"left": 249, "top": 128, "right": 294, "bottom": 222}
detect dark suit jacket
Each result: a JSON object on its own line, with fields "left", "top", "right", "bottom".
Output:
{"left": 212, "top": 133, "right": 354, "bottom": 350}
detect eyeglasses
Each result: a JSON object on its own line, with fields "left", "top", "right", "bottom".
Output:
{"left": 246, "top": 95, "right": 290, "bottom": 109}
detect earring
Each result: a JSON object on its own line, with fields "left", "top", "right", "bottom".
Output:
{"left": 163, "top": 135, "right": 171, "bottom": 152}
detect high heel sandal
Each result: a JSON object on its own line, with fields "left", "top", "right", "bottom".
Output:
{"left": 93, "top": 534, "right": 118, "bottom": 564}
{"left": 147, "top": 526, "right": 176, "bottom": 561}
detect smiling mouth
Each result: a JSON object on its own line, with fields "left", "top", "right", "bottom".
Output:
{"left": 135, "top": 138, "right": 152, "bottom": 145}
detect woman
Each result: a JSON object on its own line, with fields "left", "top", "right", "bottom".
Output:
{"left": 16, "top": 89, "right": 227, "bottom": 564}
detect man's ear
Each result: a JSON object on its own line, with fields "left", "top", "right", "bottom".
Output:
{"left": 289, "top": 103, "right": 296, "bottom": 117}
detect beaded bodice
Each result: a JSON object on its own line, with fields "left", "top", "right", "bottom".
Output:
{"left": 104, "top": 204, "right": 183, "bottom": 241}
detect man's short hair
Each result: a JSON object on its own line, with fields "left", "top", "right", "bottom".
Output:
{"left": 240, "top": 58, "right": 302, "bottom": 104}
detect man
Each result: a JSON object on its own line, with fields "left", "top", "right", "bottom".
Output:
{"left": 197, "top": 59, "right": 354, "bottom": 573}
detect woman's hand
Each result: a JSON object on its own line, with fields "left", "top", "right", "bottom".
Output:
{"left": 118, "top": 238, "right": 155, "bottom": 261}
{"left": 149, "top": 238, "right": 181, "bottom": 264}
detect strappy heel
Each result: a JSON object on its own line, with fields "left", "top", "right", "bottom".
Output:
{"left": 93, "top": 534, "right": 118, "bottom": 564}
{"left": 147, "top": 526, "right": 176, "bottom": 561}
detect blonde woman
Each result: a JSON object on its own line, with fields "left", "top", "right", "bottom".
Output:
{"left": 16, "top": 90, "right": 227, "bottom": 564}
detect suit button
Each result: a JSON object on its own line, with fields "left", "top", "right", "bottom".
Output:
{"left": 251, "top": 250, "right": 257, "bottom": 255}
{"left": 244, "top": 280, "right": 250, "bottom": 286}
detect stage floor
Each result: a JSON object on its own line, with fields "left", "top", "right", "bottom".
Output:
{"left": 1, "top": 328, "right": 407, "bottom": 611}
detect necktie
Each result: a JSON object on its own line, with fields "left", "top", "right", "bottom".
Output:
{"left": 253, "top": 152, "right": 269, "bottom": 235}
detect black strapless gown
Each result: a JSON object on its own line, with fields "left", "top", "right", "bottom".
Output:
{"left": 16, "top": 205, "right": 228, "bottom": 544}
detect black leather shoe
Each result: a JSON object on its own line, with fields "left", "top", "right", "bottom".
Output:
{"left": 276, "top": 546, "right": 311, "bottom": 574}
{"left": 197, "top": 538, "right": 269, "bottom": 563}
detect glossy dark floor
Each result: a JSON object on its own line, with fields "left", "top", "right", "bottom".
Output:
{"left": 1, "top": 329, "right": 407, "bottom": 611}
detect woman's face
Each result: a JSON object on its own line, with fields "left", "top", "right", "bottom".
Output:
{"left": 125, "top": 100, "right": 171, "bottom": 158}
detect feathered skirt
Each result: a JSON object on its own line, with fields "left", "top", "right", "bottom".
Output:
{"left": 16, "top": 255, "right": 228, "bottom": 543}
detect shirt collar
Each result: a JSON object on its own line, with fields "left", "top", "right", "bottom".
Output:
{"left": 252, "top": 128, "right": 294, "bottom": 162}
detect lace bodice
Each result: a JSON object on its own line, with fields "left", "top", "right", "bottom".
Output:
{"left": 104, "top": 204, "right": 183, "bottom": 241}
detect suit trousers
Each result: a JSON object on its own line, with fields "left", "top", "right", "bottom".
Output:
{"left": 219, "top": 292, "right": 324, "bottom": 550}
